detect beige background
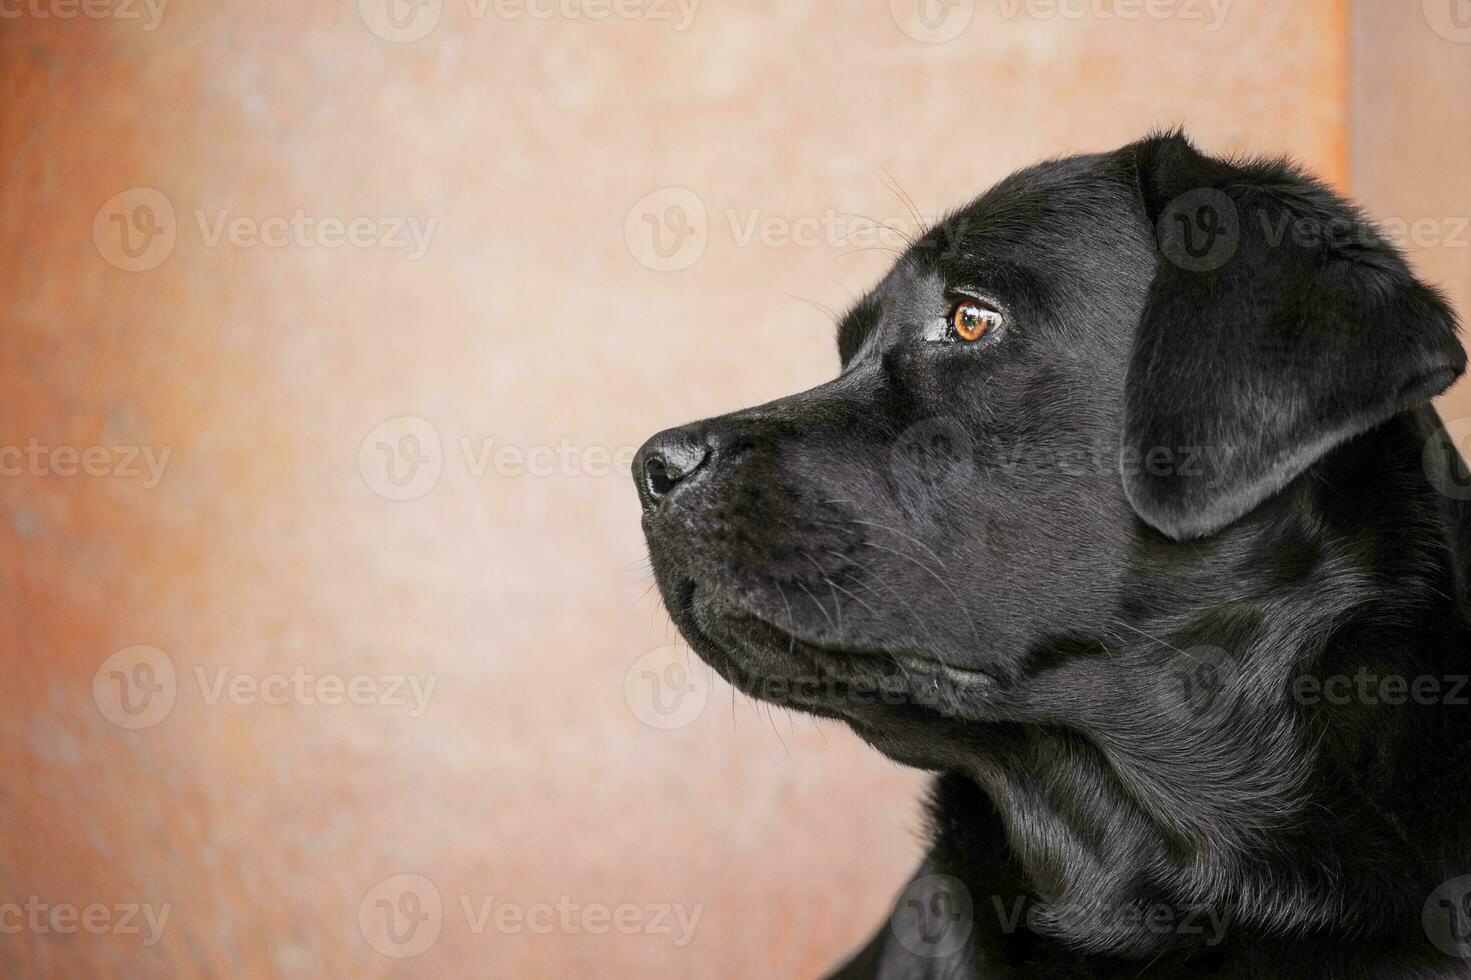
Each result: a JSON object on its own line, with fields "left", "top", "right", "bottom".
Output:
{"left": 0, "top": 0, "right": 1465, "bottom": 976}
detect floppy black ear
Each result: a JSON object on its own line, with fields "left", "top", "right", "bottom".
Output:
{"left": 1122, "top": 132, "right": 1465, "bottom": 540}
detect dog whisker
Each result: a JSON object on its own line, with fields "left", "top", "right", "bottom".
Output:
{"left": 877, "top": 165, "right": 929, "bottom": 239}
{"left": 844, "top": 517, "right": 953, "bottom": 574}
{"left": 794, "top": 578, "right": 839, "bottom": 634}
{"left": 799, "top": 549, "right": 879, "bottom": 626}
{"left": 778, "top": 291, "right": 840, "bottom": 326}
{"left": 829, "top": 549, "right": 940, "bottom": 676}
{"left": 857, "top": 537, "right": 984, "bottom": 655}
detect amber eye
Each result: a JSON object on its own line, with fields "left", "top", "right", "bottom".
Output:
{"left": 951, "top": 301, "right": 1001, "bottom": 342}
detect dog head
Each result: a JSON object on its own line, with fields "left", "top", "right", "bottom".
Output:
{"left": 633, "top": 131, "right": 1464, "bottom": 770}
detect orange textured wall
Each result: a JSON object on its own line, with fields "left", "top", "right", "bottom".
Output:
{"left": 1351, "top": 0, "right": 1471, "bottom": 420}
{"left": 1, "top": 1, "right": 1427, "bottom": 976}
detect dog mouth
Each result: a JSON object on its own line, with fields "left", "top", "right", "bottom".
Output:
{"left": 669, "top": 579, "right": 998, "bottom": 722}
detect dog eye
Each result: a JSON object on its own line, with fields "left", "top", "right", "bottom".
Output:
{"left": 950, "top": 301, "right": 1002, "bottom": 342}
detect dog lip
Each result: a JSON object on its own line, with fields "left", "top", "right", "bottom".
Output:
{"left": 690, "top": 584, "right": 1000, "bottom": 691}
{"left": 892, "top": 653, "right": 997, "bottom": 690}
{"left": 739, "top": 610, "right": 1000, "bottom": 690}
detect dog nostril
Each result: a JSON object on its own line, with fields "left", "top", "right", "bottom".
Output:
{"left": 645, "top": 454, "right": 680, "bottom": 499}
{"left": 640, "top": 440, "right": 710, "bottom": 502}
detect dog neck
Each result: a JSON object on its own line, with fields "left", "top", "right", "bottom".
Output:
{"left": 934, "top": 410, "right": 1471, "bottom": 960}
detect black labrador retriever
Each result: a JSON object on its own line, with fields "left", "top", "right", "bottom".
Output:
{"left": 633, "top": 131, "right": 1471, "bottom": 978}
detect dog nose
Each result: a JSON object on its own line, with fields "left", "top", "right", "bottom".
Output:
{"left": 634, "top": 428, "right": 711, "bottom": 506}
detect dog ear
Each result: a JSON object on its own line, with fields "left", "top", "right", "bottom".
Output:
{"left": 1121, "top": 131, "right": 1465, "bottom": 540}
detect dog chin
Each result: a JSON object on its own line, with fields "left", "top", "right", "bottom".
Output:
{"left": 666, "top": 579, "right": 999, "bottom": 725}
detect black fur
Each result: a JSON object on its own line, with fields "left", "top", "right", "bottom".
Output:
{"left": 633, "top": 132, "right": 1471, "bottom": 978}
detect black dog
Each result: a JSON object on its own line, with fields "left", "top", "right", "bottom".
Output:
{"left": 633, "top": 131, "right": 1471, "bottom": 978}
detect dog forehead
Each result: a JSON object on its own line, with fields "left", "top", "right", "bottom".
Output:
{"left": 934, "top": 152, "right": 1135, "bottom": 257}
{"left": 836, "top": 149, "right": 1141, "bottom": 362}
